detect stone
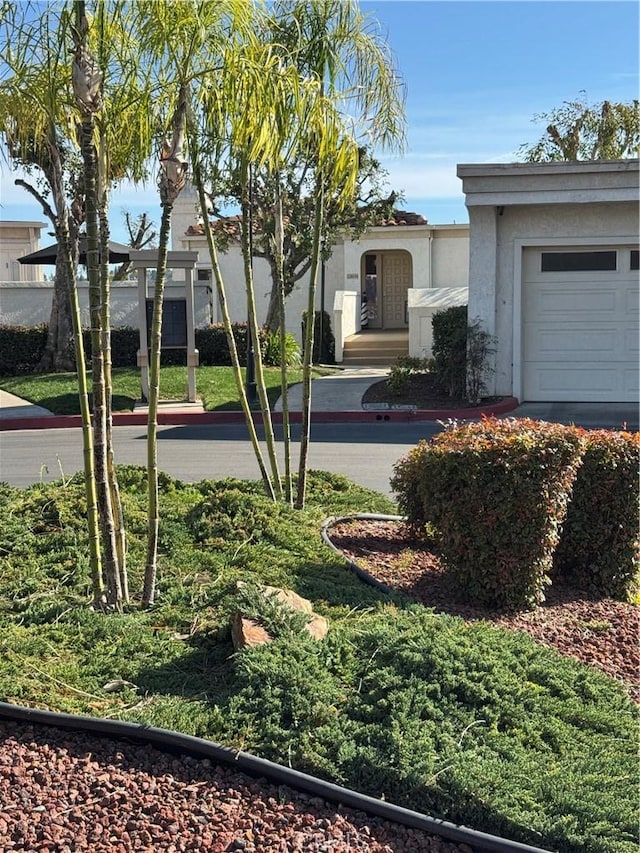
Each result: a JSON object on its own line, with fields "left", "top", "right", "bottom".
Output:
{"left": 231, "top": 614, "right": 272, "bottom": 650}
{"left": 231, "top": 584, "right": 329, "bottom": 649}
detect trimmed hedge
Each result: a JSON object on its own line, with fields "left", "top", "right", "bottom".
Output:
{"left": 431, "top": 304, "right": 467, "bottom": 397}
{"left": 392, "top": 417, "right": 585, "bottom": 610}
{"left": 0, "top": 323, "right": 274, "bottom": 375}
{"left": 0, "top": 325, "right": 48, "bottom": 375}
{"left": 553, "top": 429, "right": 640, "bottom": 601}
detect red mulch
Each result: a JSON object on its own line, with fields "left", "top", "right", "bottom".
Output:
{"left": 328, "top": 519, "right": 639, "bottom": 702}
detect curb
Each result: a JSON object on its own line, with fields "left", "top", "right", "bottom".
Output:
{"left": 0, "top": 397, "right": 519, "bottom": 431}
{"left": 0, "top": 701, "right": 554, "bottom": 853}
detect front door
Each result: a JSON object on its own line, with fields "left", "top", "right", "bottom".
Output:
{"left": 362, "top": 251, "right": 412, "bottom": 329}
{"left": 383, "top": 251, "right": 412, "bottom": 327}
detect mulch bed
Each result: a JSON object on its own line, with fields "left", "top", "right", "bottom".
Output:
{"left": 362, "top": 373, "right": 502, "bottom": 409}
{"left": 328, "top": 519, "right": 639, "bottom": 703}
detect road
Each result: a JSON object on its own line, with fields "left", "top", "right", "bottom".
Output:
{"left": 0, "top": 422, "right": 442, "bottom": 498}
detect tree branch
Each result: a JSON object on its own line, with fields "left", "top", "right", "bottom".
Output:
{"left": 14, "top": 178, "right": 56, "bottom": 226}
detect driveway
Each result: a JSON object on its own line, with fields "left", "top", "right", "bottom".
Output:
{"left": 510, "top": 402, "right": 638, "bottom": 431}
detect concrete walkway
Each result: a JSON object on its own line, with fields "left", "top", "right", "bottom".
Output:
{"left": 273, "top": 367, "right": 390, "bottom": 413}
{"left": 0, "top": 389, "right": 56, "bottom": 420}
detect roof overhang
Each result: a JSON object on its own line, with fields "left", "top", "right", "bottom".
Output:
{"left": 457, "top": 159, "right": 639, "bottom": 207}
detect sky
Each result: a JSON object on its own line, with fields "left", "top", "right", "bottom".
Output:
{"left": 0, "top": 0, "right": 638, "bottom": 243}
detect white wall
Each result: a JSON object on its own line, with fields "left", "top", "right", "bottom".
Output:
{"left": 0, "top": 280, "right": 213, "bottom": 329}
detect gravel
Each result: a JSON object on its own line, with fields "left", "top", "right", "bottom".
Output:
{"left": 0, "top": 719, "right": 474, "bottom": 853}
{"left": 328, "top": 518, "right": 639, "bottom": 702}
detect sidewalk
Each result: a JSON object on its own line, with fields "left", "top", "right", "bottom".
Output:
{"left": 1, "top": 371, "right": 636, "bottom": 431}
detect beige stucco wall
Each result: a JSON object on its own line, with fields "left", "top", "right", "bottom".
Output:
{"left": 459, "top": 159, "right": 640, "bottom": 398}
{"left": 467, "top": 200, "right": 639, "bottom": 396}
{"left": 0, "top": 221, "right": 47, "bottom": 282}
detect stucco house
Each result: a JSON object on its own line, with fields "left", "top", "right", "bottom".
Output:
{"left": 171, "top": 182, "right": 469, "bottom": 363}
{"left": 0, "top": 221, "right": 47, "bottom": 283}
{"left": 458, "top": 159, "right": 639, "bottom": 404}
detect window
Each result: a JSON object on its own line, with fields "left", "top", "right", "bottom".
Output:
{"left": 630, "top": 250, "right": 639, "bottom": 271}
{"left": 145, "top": 299, "right": 187, "bottom": 348}
{"left": 197, "top": 268, "right": 212, "bottom": 281}
{"left": 541, "top": 251, "right": 617, "bottom": 272}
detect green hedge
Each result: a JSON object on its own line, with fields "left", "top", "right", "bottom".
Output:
{"left": 553, "top": 429, "right": 640, "bottom": 601}
{"left": 0, "top": 325, "right": 48, "bottom": 375}
{"left": 0, "top": 323, "right": 275, "bottom": 375}
{"left": 392, "top": 417, "right": 585, "bottom": 610}
{"left": 431, "top": 304, "right": 467, "bottom": 397}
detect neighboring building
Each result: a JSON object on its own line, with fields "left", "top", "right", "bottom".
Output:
{"left": 0, "top": 221, "right": 47, "bottom": 282}
{"left": 171, "top": 182, "right": 470, "bottom": 361}
{"left": 458, "top": 159, "right": 639, "bottom": 403}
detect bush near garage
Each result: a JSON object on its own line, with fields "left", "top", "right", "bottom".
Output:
{"left": 431, "top": 304, "right": 467, "bottom": 397}
{"left": 391, "top": 417, "right": 585, "bottom": 610}
{"left": 553, "top": 429, "right": 640, "bottom": 601}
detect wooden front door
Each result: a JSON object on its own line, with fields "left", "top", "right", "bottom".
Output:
{"left": 362, "top": 250, "right": 412, "bottom": 329}
{"left": 382, "top": 251, "right": 411, "bottom": 328}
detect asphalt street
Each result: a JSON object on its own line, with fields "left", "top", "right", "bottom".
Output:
{"left": 0, "top": 422, "right": 442, "bottom": 498}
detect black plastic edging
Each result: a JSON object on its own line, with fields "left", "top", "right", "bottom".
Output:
{"left": 321, "top": 513, "right": 404, "bottom": 594}
{"left": 0, "top": 701, "right": 554, "bottom": 853}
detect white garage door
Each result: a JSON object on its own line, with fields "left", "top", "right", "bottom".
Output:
{"left": 522, "top": 246, "right": 639, "bottom": 402}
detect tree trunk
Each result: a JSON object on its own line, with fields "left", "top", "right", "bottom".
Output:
{"left": 193, "top": 163, "right": 276, "bottom": 501}
{"left": 36, "top": 251, "right": 75, "bottom": 372}
{"left": 295, "top": 184, "right": 323, "bottom": 510}
{"left": 240, "top": 160, "right": 282, "bottom": 499}
{"left": 274, "top": 178, "right": 293, "bottom": 504}
{"left": 143, "top": 201, "right": 172, "bottom": 607}
{"left": 80, "top": 114, "right": 121, "bottom": 610}
{"left": 100, "top": 202, "right": 128, "bottom": 603}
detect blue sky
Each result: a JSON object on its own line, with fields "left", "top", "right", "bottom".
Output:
{"left": 1, "top": 0, "right": 638, "bottom": 241}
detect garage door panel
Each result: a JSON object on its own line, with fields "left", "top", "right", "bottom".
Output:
{"left": 524, "top": 365, "right": 630, "bottom": 401}
{"left": 522, "top": 245, "right": 639, "bottom": 403}
{"left": 524, "top": 285, "right": 621, "bottom": 319}
{"left": 525, "top": 323, "right": 634, "bottom": 361}
{"left": 625, "top": 286, "right": 639, "bottom": 313}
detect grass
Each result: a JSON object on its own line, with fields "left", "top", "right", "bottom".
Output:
{"left": 0, "top": 469, "right": 637, "bottom": 853}
{"left": 0, "top": 365, "right": 333, "bottom": 415}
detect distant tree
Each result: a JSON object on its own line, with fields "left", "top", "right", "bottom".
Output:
{"left": 519, "top": 95, "right": 639, "bottom": 161}
{"left": 112, "top": 211, "right": 157, "bottom": 282}
{"left": 212, "top": 148, "right": 400, "bottom": 331}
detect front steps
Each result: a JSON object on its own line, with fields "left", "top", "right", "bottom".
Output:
{"left": 341, "top": 330, "right": 409, "bottom": 367}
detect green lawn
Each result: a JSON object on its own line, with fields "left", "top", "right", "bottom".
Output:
{"left": 0, "top": 366, "right": 330, "bottom": 415}
{"left": 0, "top": 469, "right": 636, "bottom": 853}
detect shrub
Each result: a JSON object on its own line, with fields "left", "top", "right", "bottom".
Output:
{"left": 431, "top": 305, "right": 467, "bottom": 397}
{"left": 0, "top": 325, "right": 48, "bottom": 375}
{"left": 301, "top": 310, "right": 335, "bottom": 364}
{"left": 391, "top": 418, "right": 585, "bottom": 610}
{"left": 554, "top": 429, "right": 640, "bottom": 601}
{"left": 387, "top": 356, "right": 431, "bottom": 394}
{"left": 262, "top": 330, "right": 301, "bottom": 367}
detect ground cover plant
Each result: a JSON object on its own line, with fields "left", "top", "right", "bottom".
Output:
{"left": 0, "top": 366, "right": 334, "bottom": 415}
{"left": 0, "top": 469, "right": 637, "bottom": 853}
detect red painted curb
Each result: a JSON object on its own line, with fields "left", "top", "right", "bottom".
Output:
{"left": 0, "top": 398, "right": 519, "bottom": 432}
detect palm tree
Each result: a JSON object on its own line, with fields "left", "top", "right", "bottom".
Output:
{"left": 72, "top": 0, "right": 122, "bottom": 608}
{"left": 264, "top": 0, "right": 406, "bottom": 508}
{"left": 132, "top": 0, "right": 257, "bottom": 605}
{"left": 0, "top": 2, "right": 104, "bottom": 603}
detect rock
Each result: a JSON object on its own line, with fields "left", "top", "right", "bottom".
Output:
{"left": 231, "top": 614, "right": 272, "bottom": 650}
{"left": 263, "top": 586, "right": 314, "bottom": 615}
{"left": 231, "top": 585, "right": 329, "bottom": 650}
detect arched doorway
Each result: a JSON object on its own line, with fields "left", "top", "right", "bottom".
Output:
{"left": 361, "top": 250, "right": 412, "bottom": 329}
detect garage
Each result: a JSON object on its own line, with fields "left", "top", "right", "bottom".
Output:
{"left": 521, "top": 245, "right": 639, "bottom": 402}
